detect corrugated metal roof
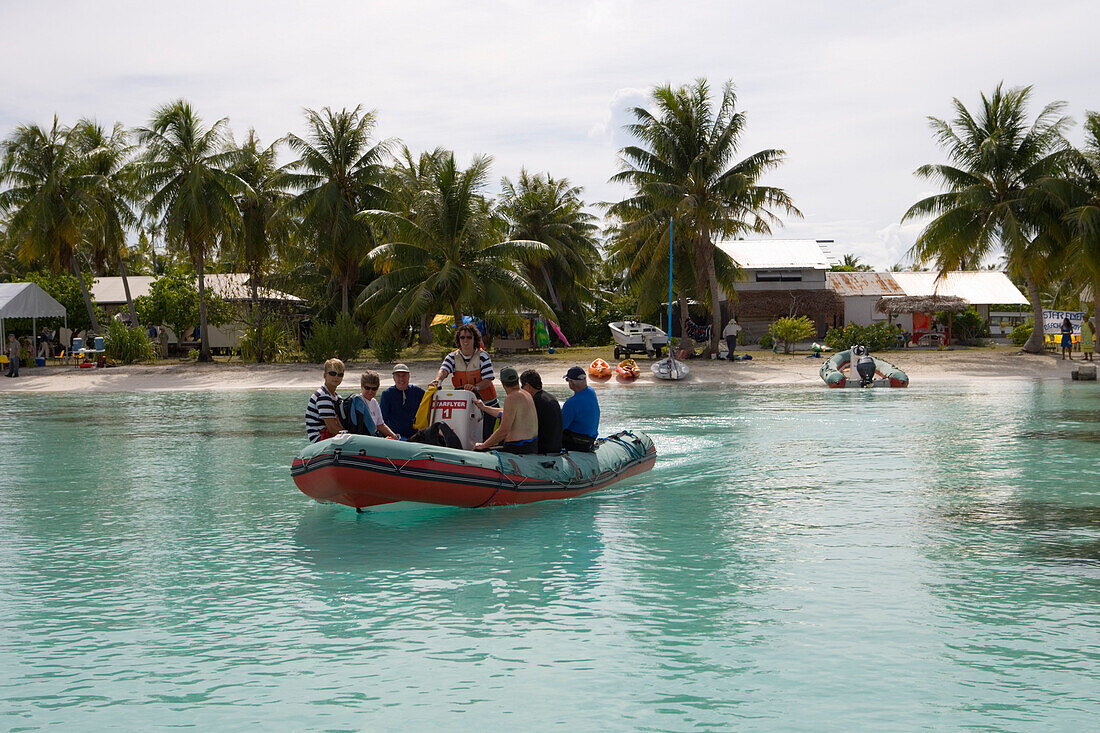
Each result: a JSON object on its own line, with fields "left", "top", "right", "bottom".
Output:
{"left": 715, "top": 239, "right": 832, "bottom": 269}
{"left": 889, "top": 272, "right": 1028, "bottom": 305}
{"left": 91, "top": 274, "right": 304, "bottom": 304}
{"left": 826, "top": 271, "right": 905, "bottom": 296}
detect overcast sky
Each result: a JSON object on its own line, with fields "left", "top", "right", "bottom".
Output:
{"left": 2, "top": 0, "right": 1095, "bottom": 268}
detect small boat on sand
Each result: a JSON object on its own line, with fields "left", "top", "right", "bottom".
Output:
{"left": 588, "top": 358, "right": 612, "bottom": 380}
{"left": 820, "top": 347, "right": 908, "bottom": 388}
{"left": 651, "top": 357, "right": 690, "bottom": 380}
{"left": 615, "top": 358, "right": 640, "bottom": 381}
{"left": 291, "top": 431, "right": 657, "bottom": 510}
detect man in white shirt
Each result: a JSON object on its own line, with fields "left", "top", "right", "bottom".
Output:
{"left": 722, "top": 316, "right": 742, "bottom": 361}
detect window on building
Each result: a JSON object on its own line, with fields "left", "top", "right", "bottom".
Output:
{"left": 755, "top": 270, "right": 802, "bottom": 282}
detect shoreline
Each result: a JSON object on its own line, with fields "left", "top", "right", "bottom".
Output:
{"left": 0, "top": 346, "right": 1087, "bottom": 394}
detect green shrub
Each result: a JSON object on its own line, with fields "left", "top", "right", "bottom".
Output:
{"left": 824, "top": 321, "right": 904, "bottom": 352}
{"left": 304, "top": 313, "right": 364, "bottom": 363}
{"left": 758, "top": 332, "right": 774, "bottom": 349}
{"left": 768, "top": 316, "right": 816, "bottom": 354}
{"left": 104, "top": 320, "right": 154, "bottom": 364}
{"left": 370, "top": 331, "right": 404, "bottom": 363}
{"left": 239, "top": 321, "right": 295, "bottom": 363}
{"left": 1010, "top": 319, "right": 1033, "bottom": 346}
{"left": 938, "top": 308, "right": 988, "bottom": 345}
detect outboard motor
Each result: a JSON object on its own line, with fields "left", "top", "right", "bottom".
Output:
{"left": 852, "top": 344, "right": 876, "bottom": 387}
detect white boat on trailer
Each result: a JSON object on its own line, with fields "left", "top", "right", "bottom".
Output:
{"left": 609, "top": 320, "right": 668, "bottom": 359}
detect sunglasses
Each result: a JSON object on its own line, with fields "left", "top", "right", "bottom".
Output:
{"left": 327, "top": 371, "right": 344, "bottom": 377}
{"left": 459, "top": 335, "right": 474, "bottom": 340}
{"left": 362, "top": 385, "right": 378, "bottom": 391}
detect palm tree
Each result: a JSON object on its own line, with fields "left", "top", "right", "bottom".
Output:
{"left": 903, "top": 83, "right": 1074, "bottom": 353}
{"left": 284, "top": 106, "right": 391, "bottom": 315}
{"left": 830, "top": 253, "right": 873, "bottom": 272}
{"left": 226, "top": 129, "right": 292, "bottom": 362}
{"left": 0, "top": 117, "right": 101, "bottom": 330}
{"left": 135, "top": 100, "right": 247, "bottom": 362}
{"left": 498, "top": 170, "right": 600, "bottom": 313}
{"left": 73, "top": 120, "right": 141, "bottom": 327}
{"left": 610, "top": 79, "right": 800, "bottom": 355}
{"left": 1061, "top": 111, "right": 1100, "bottom": 329}
{"left": 358, "top": 151, "right": 552, "bottom": 332}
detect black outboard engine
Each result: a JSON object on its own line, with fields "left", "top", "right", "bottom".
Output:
{"left": 852, "top": 344, "right": 876, "bottom": 387}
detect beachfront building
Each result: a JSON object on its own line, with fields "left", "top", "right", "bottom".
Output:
{"left": 827, "top": 270, "right": 1029, "bottom": 342}
{"left": 714, "top": 239, "right": 842, "bottom": 341}
{"left": 91, "top": 274, "right": 305, "bottom": 352}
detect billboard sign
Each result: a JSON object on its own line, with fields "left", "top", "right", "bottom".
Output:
{"left": 1042, "top": 309, "right": 1083, "bottom": 335}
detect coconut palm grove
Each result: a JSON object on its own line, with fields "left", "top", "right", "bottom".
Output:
{"left": 2, "top": 80, "right": 1099, "bottom": 361}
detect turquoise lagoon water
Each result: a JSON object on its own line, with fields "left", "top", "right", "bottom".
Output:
{"left": 1, "top": 381, "right": 1098, "bottom": 730}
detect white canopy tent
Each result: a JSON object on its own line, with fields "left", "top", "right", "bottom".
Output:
{"left": 0, "top": 282, "right": 67, "bottom": 348}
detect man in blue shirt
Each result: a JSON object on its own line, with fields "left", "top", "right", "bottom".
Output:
{"left": 379, "top": 363, "right": 426, "bottom": 439}
{"left": 561, "top": 366, "right": 599, "bottom": 452}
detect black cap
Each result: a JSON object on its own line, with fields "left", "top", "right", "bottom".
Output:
{"left": 500, "top": 366, "right": 520, "bottom": 386}
{"left": 564, "top": 366, "right": 586, "bottom": 381}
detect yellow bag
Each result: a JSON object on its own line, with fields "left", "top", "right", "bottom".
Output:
{"left": 413, "top": 385, "right": 438, "bottom": 431}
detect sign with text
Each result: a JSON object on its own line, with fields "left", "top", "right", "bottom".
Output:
{"left": 1042, "top": 309, "right": 1083, "bottom": 335}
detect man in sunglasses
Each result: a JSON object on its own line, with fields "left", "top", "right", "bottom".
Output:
{"left": 306, "top": 358, "right": 345, "bottom": 442}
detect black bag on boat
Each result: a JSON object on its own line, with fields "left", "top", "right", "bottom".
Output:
{"left": 408, "top": 421, "right": 462, "bottom": 449}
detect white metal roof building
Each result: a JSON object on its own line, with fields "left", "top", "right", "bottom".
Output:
{"left": 714, "top": 239, "right": 835, "bottom": 293}
{"left": 888, "top": 272, "right": 1028, "bottom": 305}
{"left": 91, "top": 274, "right": 304, "bottom": 305}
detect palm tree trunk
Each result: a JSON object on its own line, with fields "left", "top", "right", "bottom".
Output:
{"left": 251, "top": 273, "right": 264, "bottom": 364}
{"left": 196, "top": 251, "right": 212, "bottom": 362}
{"left": 341, "top": 276, "right": 350, "bottom": 315}
{"left": 71, "top": 261, "right": 100, "bottom": 333}
{"left": 1022, "top": 271, "right": 1046, "bottom": 354}
{"left": 540, "top": 265, "right": 562, "bottom": 312}
{"left": 677, "top": 294, "right": 691, "bottom": 352}
{"left": 695, "top": 231, "right": 724, "bottom": 357}
{"left": 419, "top": 313, "right": 434, "bottom": 345}
{"left": 119, "top": 257, "right": 138, "bottom": 328}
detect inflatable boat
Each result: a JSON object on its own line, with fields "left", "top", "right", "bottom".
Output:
{"left": 290, "top": 389, "right": 656, "bottom": 510}
{"left": 820, "top": 348, "right": 909, "bottom": 388}
{"left": 615, "top": 358, "right": 640, "bottom": 381}
{"left": 291, "top": 430, "right": 656, "bottom": 509}
{"left": 588, "top": 358, "right": 612, "bottom": 380}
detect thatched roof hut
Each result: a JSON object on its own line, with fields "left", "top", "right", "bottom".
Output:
{"left": 876, "top": 295, "right": 970, "bottom": 315}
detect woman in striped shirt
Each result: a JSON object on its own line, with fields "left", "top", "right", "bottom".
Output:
{"left": 430, "top": 323, "right": 497, "bottom": 440}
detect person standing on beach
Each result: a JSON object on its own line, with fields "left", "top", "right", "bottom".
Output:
{"left": 561, "top": 366, "right": 600, "bottom": 452}
{"left": 305, "top": 358, "right": 344, "bottom": 442}
{"left": 6, "top": 334, "right": 20, "bottom": 377}
{"left": 1082, "top": 316, "right": 1095, "bottom": 362}
{"left": 1060, "top": 317, "right": 1074, "bottom": 360}
{"left": 430, "top": 322, "right": 497, "bottom": 440}
{"left": 722, "top": 316, "right": 742, "bottom": 361}
{"left": 379, "top": 363, "right": 426, "bottom": 439}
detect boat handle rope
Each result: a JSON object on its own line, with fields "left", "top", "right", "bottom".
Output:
{"left": 606, "top": 432, "right": 646, "bottom": 462}
{"left": 474, "top": 451, "right": 509, "bottom": 508}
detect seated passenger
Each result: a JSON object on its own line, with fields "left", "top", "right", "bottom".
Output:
{"left": 520, "top": 369, "right": 562, "bottom": 455}
{"left": 379, "top": 363, "right": 425, "bottom": 439}
{"left": 561, "top": 366, "right": 599, "bottom": 452}
{"left": 305, "top": 358, "right": 344, "bottom": 442}
{"left": 344, "top": 370, "right": 400, "bottom": 440}
{"left": 474, "top": 366, "right": 538, "bottom": 454}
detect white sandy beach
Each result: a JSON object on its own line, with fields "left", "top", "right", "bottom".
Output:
{"left": 1, "top": 346, "right": 1089, "bottom": 394}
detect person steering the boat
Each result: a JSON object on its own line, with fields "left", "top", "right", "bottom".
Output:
{"left": 430, "top": 322, "right": 497, "bottom": 440}
{"left": 474, "top": 367, "right": 538, "bottom": 454}
{"left": 305, "top": 359, "right": 344, "bottom": 442}
{"left": 561, "top": 366, "right": 600, "bottom": 452}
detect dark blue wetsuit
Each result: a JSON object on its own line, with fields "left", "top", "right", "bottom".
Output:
{"left": 379, "top": 384, "right": 426, "bottom": 439}
{"left": 561, "top": 386, "right": 599, "bottom": 452}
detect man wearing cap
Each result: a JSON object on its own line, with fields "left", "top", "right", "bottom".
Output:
{"left": 561, "top": 366, "right": 600, "bottom": 452}
{"left": 474, "top": 366, "right": 538, "bottom": 454}
{"left": 379, "top": 363, "right": 426, "bottom": 439}
{"left": 521, "top": 369, "right": 562, "bottom": 455}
